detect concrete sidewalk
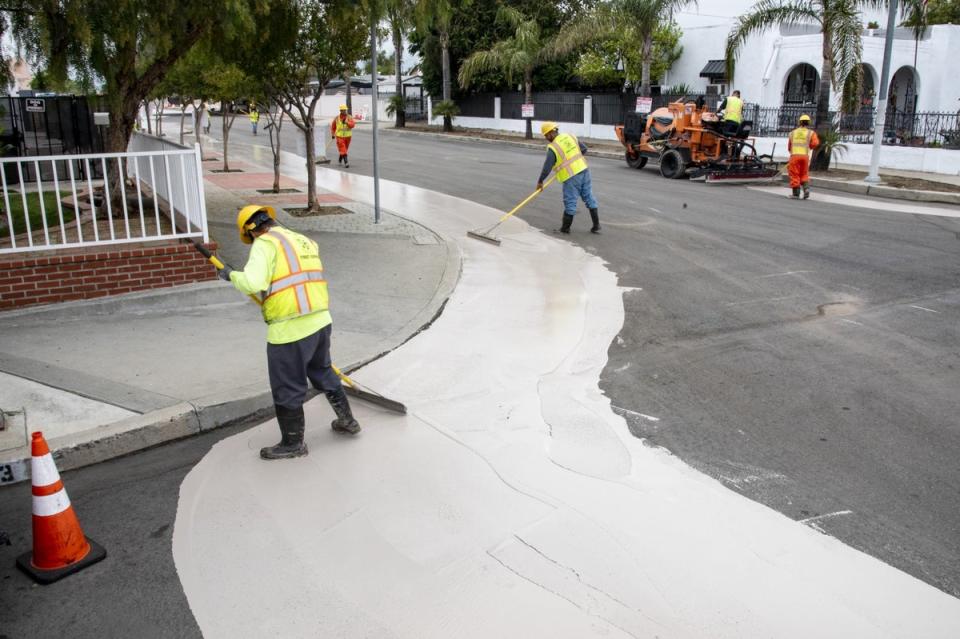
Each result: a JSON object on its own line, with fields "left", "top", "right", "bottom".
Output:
{"left": 0, "top": 139, "right": 460, "bottom": 483}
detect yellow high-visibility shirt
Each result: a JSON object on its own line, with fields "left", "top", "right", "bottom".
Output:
{"left": 230, "top": 235, "right": 332, "bottom": 345}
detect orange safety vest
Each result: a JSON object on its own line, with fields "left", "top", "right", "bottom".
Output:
{"left": 259, "top": 228, "right": 329, "bottom": 324}
{"left": 790, "top": 127, "right": 814, "bottom": 157}
{"left": 335, "top": 116, "right": 354, "bottom": 138}
{"left": 548, "top": 133, "right": 588, "bottom": 182}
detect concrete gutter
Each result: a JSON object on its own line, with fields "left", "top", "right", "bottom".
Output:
{"left": 386, "top": 127, "right": 958, "bottom": 205}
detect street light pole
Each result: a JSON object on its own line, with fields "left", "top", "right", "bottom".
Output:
{"left": 370, "top": 14, "right": 382, "bottom": 224}
{"left": 865, "top": 0, "right": 898, "bottom": 184}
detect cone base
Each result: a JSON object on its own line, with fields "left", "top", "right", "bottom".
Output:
{"left": 16, "top": 538, "right": 107, "bottom": 585}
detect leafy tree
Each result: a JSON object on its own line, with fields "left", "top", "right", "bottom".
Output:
{"left": 574, "top": 20, "right": 683, "bottom": 91}
{"left": 415, "top": 0, "right": 463, "bottom": 131}
{"left": 264, "top": 0, "right": 369, "bottom": 211}
{"left": 902, "top": 0, "right": 960, "bottom": 26}
{"left": 11, "top": 0, "right": 269, "bottom": 155}
{"left": 458, "top": 6, "right": 596, "bottom": 138}
{"left": 726, "top": 0, "right": 895, "bottom": 169}
{"left": 386, "top": 0, "right": 416, "bottom": 126}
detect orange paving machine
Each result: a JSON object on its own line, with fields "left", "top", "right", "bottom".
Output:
{"left": 615, "top": 98, "right": 779, "bottom": 184}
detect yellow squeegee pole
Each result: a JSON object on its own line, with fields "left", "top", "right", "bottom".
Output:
{"left": 331, "top": 364, "right": 356, "bottom": 388}
{"left": 495, "top": 174, "right": 556, "bottom": 223}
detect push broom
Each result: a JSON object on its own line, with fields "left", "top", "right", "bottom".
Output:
{"left": 189, "top": 240, "right": 407, "bottom": 414}
{"left": 467, "top": 174, "right": 556, "bottom": 246}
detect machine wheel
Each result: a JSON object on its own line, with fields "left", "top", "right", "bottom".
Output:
{"left": 625, "top": 151, "right": 648, "bottom": 169}
{"left": 659, "top": 149, "right": 687, "bottom": 179}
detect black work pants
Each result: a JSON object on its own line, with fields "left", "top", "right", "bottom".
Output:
{"left": 267, "top": 324, "right": 342, "bottom": 410}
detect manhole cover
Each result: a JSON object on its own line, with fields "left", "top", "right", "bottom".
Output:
{"left": 256, "top": 188, "right": 301, "bottom": 194}
{"left": 286, "top": 205, "right": 353, "bottom": 217}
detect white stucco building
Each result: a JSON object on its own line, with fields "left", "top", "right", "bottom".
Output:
{"left": 664, "top": 2, "right": 960, "bottom": 114}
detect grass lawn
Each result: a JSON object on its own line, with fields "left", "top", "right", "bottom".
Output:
{"left": 0, "top": 190, "right": 74, "bottom": 237}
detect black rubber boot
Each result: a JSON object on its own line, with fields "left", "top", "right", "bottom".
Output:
{"left": 260, "top": 405, "right": 308, "bottom": 460}
{"left": 802, "top": 184, "right": 810, "bottom": 199}
{"left": 325, "top": 387, "right": 361, "bottom": 434}
{"left": 344, "top": 155, "right": 349, "bottom": 168}
{"left": 589, "top": 208, "right": 601, "bottom": 234}
{"left": 338, "top": 154, "right": 343, "bottom": 164}
{"left": 559, "top": 213, "right": 574, "bottom": 234}
{"left": 791, "top": 187, "right": 801, "bottom": 199}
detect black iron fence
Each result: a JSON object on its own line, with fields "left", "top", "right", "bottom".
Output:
{"left": 450, "top": 91, "right": 959, "bottom": 148}
{"left": 747, "top": 105, "right": 960, "bottom": 147}
{"left": 0, "top": 95, "right": 107, "bottom": 182}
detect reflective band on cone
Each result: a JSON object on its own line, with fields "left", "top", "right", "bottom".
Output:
{"left": 16, "top": 431, "right": 106, "bottom": 584}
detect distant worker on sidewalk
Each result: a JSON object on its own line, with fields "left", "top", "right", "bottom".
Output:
{"left": 787, "top": 114, "right": 820, "bottom": 199}
{"left": 249, "top": 105, "right": 260, "bottom": 135}
{"left": 331, "top": 104, "right": 356, "bottom": 168}
{"left": 218, "top": 205, "right": 361, "bottom": 460}
{"left": 536, "top": 122, "right": 600, "bottom": 235}
{"left": 718, "top": 90, "right": 743, "bottom": 137}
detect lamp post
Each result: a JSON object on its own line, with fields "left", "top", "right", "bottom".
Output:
{"left": 865, "top": 0, "right": 899, "bottom": 184}
{"left": 370, "top": 14, "right": 382, "bottom": 224}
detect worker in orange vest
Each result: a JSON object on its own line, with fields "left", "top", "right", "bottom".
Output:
{"left": 787, "top": 114, "right": 820, "bottom": 199}
{"left": 330, "top": 104, "right": 356, "bottom": 168}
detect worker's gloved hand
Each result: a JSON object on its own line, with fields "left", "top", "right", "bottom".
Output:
{"left": 217, "top": 266, "right": 234, "bottom": 282}
{"left": 536, "top": 181, "right": 543, "bottom": 191}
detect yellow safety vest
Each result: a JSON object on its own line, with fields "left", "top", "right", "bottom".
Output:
{"left": 259, "top": 228, "right": 329, "bottom": 324}
{"left": 790, "top": 127, "right": 813, "bottom": 157}
{"left": 335, "top": 117, "right": 354, "bottom": 138}
{"left": 249, "top": 111, "right": 259, "bottom": 123}
{"left": 549, "top": 133, "right": 588, "bottom": 182}
{"left": 724, "top": 96, "right": 743, "bottom": 124}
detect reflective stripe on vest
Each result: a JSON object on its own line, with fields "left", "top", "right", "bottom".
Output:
{"left": 548, "top": 133, "right": 588, "bottom": 182}
{"left": 335, "top": 117, "right": 353, "bottom": 138}
{"left": 260, "top": 229, "right": 329, "bottom": 324}
{"left": 790, "top": 127, "right": 813, "bottom": 157}
{"left": 724, "top": 96, "right": 743, "bottom": 124}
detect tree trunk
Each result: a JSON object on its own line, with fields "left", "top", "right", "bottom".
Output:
{"left": 154, "top": 99, "right": 164, "bottom": 136}
{"left": 222, "top": 102, "right": 232, "bottom": 172}
{"left": 639, "top": 33, "right": 653, "bottom": 98}
{"left": 393, "top": 24, "right": 405, "bottom": 128}
{"left": 304, "top": 122, "right": 317, "bottom": 210}
{"left": 441, "top": 30, "right": 452, "bottom": 132}
{"left": 524, "top": 74, "right": 533, "bottom": 140}
{"left": 344, "top": 72, "right": 353, "bottom": 114}
{"left": 195, "top": 102, "right": 205, "bottom": 161}
{"left": 144, "top": 101, "right": 152, "bottom": 135}
{"left": 813, "top": 28, "right": 834, "bottom": 171}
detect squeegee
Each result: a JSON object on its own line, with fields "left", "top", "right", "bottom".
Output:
{"left": 467, "top": 175, "right": 556, "bottom": 246}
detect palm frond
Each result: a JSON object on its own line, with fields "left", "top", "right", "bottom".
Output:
{"left": 829, "top": 0, "right": 863, "bottom": 91}
{"left": 458, "top": 48, "right": 504, "bottom": 89}
{"left": 725, "top": 0, "right": 820, "bottom": 79}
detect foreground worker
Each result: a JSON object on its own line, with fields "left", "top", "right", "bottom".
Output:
{"left": 536, "top": 122, "right": 600, "bottom": 234}
{"left": 331, "top": 104, "right": 356, "bottom": 167}
{"left": 787, "top": 114, "right": 820, "bottom": 199}
{"left": 218, "top": 205, "right": 361, "bottom": 460}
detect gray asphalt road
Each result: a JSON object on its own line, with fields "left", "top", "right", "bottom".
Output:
{"left": 233, "top": 120, "right": 960, "bottom": 597}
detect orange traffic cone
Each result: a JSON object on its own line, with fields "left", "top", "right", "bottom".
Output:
{"left": 16, "top": 432, "right": 106, "bottom": 584}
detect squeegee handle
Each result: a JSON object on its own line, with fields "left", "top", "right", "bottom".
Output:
{"left": 189, "top": 240, "right": 227, "bottom": 270}
{"left": 497, "top": 174, "right": 556, "bottom": 223}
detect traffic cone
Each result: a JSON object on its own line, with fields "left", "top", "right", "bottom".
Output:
{"left": 16, "top": 432, "right": 106, "bottom": 584}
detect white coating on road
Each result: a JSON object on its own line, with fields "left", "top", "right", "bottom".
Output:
{"left": 748, "top": 186, "right": 960, "bottom": 218}
{"left": 173, "top": 164, "right": 960, "bottom": 638}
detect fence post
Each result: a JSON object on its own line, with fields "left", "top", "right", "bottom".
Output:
{"left": 194, "top": 143, "right": 209, "bottom": 243}
{"left": 583, "top": 96, "right": 592, "bottom": 137}
{"left": 494, "top": 96, "right": 501, "bottom": 122}
{"left": 427, "top": 96, "right": 433, "bottom": 125}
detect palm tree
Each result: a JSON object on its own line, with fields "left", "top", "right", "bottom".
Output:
{"left": 386, "top": 0, "right": 415, "bottom": 127}
{"left": 619, "top": 0, "right": 698, "bottom": 97}
{"left": 458, "top": 6, "right": 596, "bottom": 139}
{"left": 415, "top": 0, "right": 468, "bottom": 131}
{"left": 726, "top": 0, "right": 883, "bottom": 169}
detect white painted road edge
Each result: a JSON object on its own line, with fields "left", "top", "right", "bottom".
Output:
{"left": 173, "top": 157, "right": 960, "bottom": 638}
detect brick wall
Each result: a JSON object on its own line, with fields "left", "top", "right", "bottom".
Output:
{"left": 0, "top": 241, "right": 218, "bottom": 310}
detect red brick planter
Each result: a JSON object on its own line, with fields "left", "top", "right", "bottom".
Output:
{"left": 0, "top": 241, "right": 218, "bottom": 310}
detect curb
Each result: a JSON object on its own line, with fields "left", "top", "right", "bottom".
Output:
{"left": 383, "top": 126, "right": 626, "bottom": 161}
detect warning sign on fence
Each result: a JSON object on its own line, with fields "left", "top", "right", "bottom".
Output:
{"left": 521, "top": 103, "right": 535, "bottom": 119}
{"left": 635, "top": 97, "right": 652, "bottom": 114}
{"left": 25, "top": 98, "right": 45, "bottom": 113}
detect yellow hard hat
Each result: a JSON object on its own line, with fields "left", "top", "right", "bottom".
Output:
{"left": 799, "top": 114, "right": 811, "bottom": 123}
{"left": 339, "top": 104, "right": 348, "bottom": 111}
{"left": 540, "top": 121, "right": 559, "bottom": 136}
{"left": 236, "top": 205, "right": 276, "bottom": 244}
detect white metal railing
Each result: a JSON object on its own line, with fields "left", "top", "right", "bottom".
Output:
{"left": 0, "top": 136, "right": 207, "bottom": 254}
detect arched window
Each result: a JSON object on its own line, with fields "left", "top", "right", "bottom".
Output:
{"left": 782, "top": 64, "right": 819, "bottom": 106}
